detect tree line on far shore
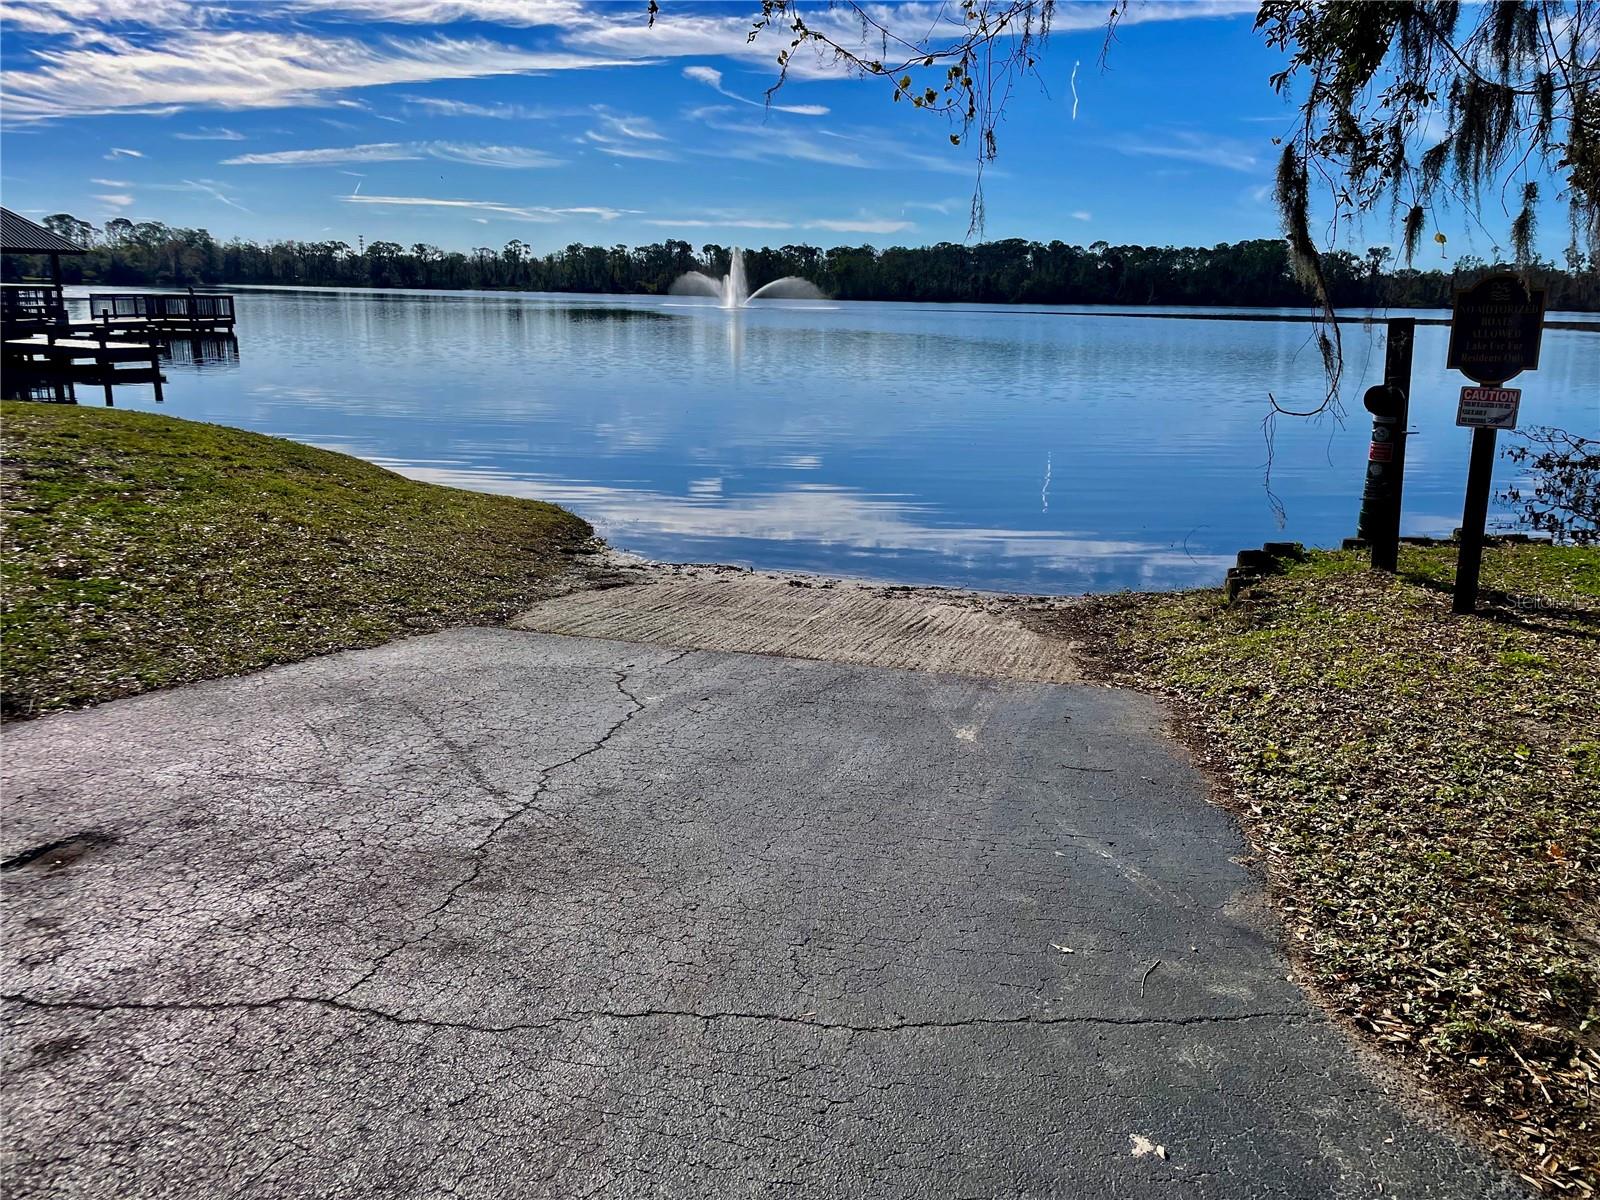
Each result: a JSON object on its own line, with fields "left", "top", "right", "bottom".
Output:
{"left": 7, "top": 214, "right": 1598, "bottom": 310}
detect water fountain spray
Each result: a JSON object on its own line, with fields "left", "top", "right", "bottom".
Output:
{"left": 670, "top": 248, "right": 824, "bottom": 308}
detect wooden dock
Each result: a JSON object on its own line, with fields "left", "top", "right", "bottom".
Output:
{"left": 3, "top": 331, "right": 164, "bottom": 404}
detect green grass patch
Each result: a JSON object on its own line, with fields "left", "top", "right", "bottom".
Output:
{"left": 1053, "top": 543, "right": 1600, "bottom": 1195}
{"left": 2, "top": 402, "right": 591, "bottom": 717}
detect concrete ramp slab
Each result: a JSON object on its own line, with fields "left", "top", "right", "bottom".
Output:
{"left": 512, "top": 572, "right": 1080, "bottom": 683}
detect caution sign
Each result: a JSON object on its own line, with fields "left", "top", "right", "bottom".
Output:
{"left": 1456, "top": 385, "right": 1521, "bottom": 429}
{"left": 1446, "top": 273, "right": 1545, "bottom": 384}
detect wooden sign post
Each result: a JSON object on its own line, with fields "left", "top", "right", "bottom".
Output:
{"left": 1445, "top": 274, "right": 1545, "bottom": 614}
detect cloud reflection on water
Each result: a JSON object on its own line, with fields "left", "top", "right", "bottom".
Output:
{"left": 73, "top": 286, "right": 1598, "bottom": 594}
{"left": 340, "top": 451, "right": 1234, "bottom": 590}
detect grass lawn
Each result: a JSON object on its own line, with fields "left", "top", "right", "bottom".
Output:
{"left": 1056, "top": 543, "right": 1599, "bottom": 1195}
{"left": 1, "top": 402, "right": 591, "bottom": 717}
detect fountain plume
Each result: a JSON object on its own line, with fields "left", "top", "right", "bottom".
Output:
{"left": 670, "top": 247, "right": 823, "bottom": 308}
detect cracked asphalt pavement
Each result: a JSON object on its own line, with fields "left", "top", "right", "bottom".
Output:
{"left": 2, "top": 629, "right": 1520, "bottom": 1198}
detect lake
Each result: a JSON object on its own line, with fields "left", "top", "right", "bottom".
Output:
{"left": 61, "top": 286, "right": 1599, "bottom": 594}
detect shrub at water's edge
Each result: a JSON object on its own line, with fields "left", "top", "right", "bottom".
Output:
{"left": 0, "top": 403, "right": 592, "bottom": 718}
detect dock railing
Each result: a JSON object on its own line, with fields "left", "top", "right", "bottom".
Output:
{"left": 1, "top": 284, "right": 67, "bottom": 325}
{"left": 86, "top": 291, "right": 235, "bottom": 324}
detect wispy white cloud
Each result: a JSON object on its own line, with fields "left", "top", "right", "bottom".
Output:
{"left": 1076, "top": 0, "right": 1258, "bottom": 27}
{"left": 561, "top": 5, "right": 1003, "bottom": 80}
{"left": 105, "top": 146, "right": 144, "bottom": 158}
{"left": 714, "top": 131, "right": 872, "bottom": 170}
{"left": 642, "top": 215, "right": 795, "bottom": 230}
{"left": 4, "top": 0, "right": 1254, "bottom": 63}
{"left": 152, "top": 178, "right": 251, "bottom": 211}
{"left": 327, "top": 96, "right": 405, "bottom": 123}
{"left": 563, "top": 8, "right": 843, "bottom": 74}
{"left": 0, "top": 0, "right": 1257, "bottom": 153}
{"left": 10, "top": 0, "right": 1246, "bottom": 42}
{"left": 339, "top": 193, "right": 633, "bottom": 222}
{"left": 430, "top": 142, "right": 562, "bottom": 168}
{"left": 0, "top": 0, "right": 202, "bottom": 34}
{"left": 1118, "top": 129, "right": 1263, "bottom": 174}
{"left": 807, "top": 217, "right": 914, "bottom": 235}
{"left": 682, "top": 65, "right": 828, "bottom": 117}
{"left": 584, "top": 110, "right": 676, "bottom": 161}
{"left": 1070, "top": 209, "right": 1092, "bottom": 221}
{"left": 90, "top": 176, "right": 131, "bottom": 187}
{"left": 693, "top": 113, "right": 970, "bottom": 176}
{"left": 400, "top": 95, "right": 560, "bottom": 119}
{"left": 93, "top": 192, "right": 134, "bottom": 208}
{"left": 223, "top": 139, "right": 559, "bottom": 167}
{"left": 593, "top": 110, "right": 664, "bottom": 141}
{"left": 172, "top": 125, "right": 246, "bottom": 140}
{"left": 224, "top": 142, "right": 422, "bottom": 165}
{"left": 568, "top": 1, "right": 1254, "bottom": 75}
{"left": 587, "top": 141, "right": 676, "bottom": 161}
{"left": 1, "top": 0, "right": 587, "bottom": 34}
{"left": 638, "top": 211, "right": 914, "bottom": 235}
{"left": 279, "top": 0, "right": 590, "bottom": 24}
{"left": 2, "top": 29, "right": 648, "bottom": 121}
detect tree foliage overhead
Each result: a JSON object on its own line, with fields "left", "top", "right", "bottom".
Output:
{"left": 729, "top": 0, "right": 1056, "bottom": 230}
{"left": 1261, "top": 0, "right": 1598, "bottom": 269}
{"left": 722, "top": 1, "right": 1598, "bottom": 416}
{"left": 727, "top": 2, "right": 1596, "bottom": 258}
{"left": 1258, "top": 1, "right": 1598, "bottom": 416}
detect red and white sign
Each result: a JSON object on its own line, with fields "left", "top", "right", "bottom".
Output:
{"left": 1456, "top": 385, "right": 1521, "bottom": 429}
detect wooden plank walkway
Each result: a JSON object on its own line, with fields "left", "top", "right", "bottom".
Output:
{"left": 4, "top": 335, "right": 158, "bottom": 361}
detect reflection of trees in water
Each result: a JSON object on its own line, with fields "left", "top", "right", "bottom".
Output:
{"left": 558, "top": 307, "right": 673, "bottom": 323}
{"left": 159, "top": 335, "right": 240, "bottom": 368}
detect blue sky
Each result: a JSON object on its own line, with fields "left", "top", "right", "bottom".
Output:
{"left": 0, "top": 0, "right": 1570, "bottom": 259}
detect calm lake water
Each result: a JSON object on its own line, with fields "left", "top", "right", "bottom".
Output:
{"left": 64, "top": 286, "right": 1599, "bottom": 593}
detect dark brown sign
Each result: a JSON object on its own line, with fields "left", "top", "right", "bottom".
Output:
{"left": 1446, "top": 273, "right": 1545, "bottom": 384}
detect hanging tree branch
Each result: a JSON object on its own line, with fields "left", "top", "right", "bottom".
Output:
{"left": 649, "top": 0, "right": 1597, "bottom": 421}
{"left": 652, "top": 1, "right": 1058, "bottom": 234}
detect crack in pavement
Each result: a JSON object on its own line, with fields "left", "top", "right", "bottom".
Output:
{"left": 332, "top": 649, "right": 695, "bottom": 1001}
{"left": 2, "top": 992, "right": 1314, "bottom": 1037}
{"left": 0, "top": 631, "right": 1521, "bottom": 1198}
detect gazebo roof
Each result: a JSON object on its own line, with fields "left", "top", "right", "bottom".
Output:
{"left": 1, "top": 206, "right": 88, "bottom": 255}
